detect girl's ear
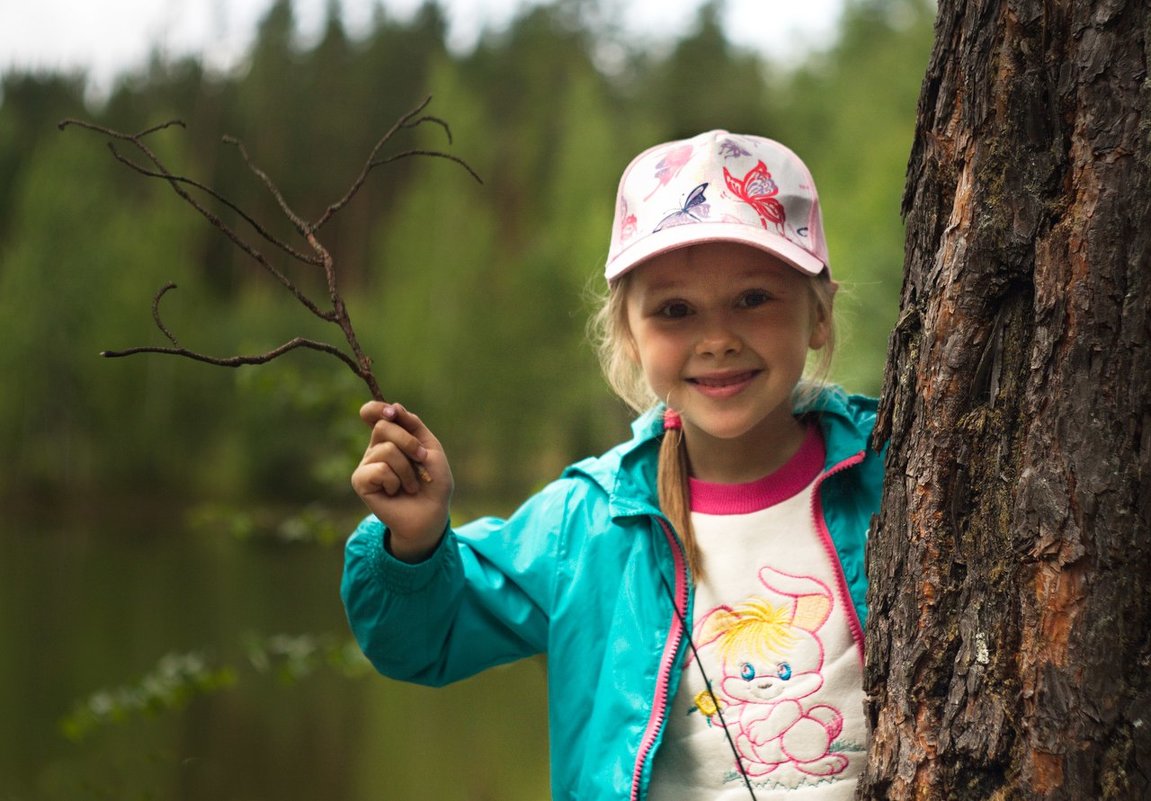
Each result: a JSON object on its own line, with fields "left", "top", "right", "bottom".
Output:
{"left": 808, "top": 280, "right": 838, "bottom": 350}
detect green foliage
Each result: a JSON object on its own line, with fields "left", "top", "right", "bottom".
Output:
{"left": 61, "top": 651, "right": 239, "bottom": 742}
{"left": 243, "top": 632, "right": 372, "bottom": 683}
{"left": 0, "top": 0, "right": 934, "bottom": 509}
{"left": 187, "top": 499, "right": 355, "bottom": 545}
{"left": 61, "top": 634, "right": 370, "bottom": 742}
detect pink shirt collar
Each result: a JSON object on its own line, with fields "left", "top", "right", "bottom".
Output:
{"left": 688, "top": 424, "right": 825, "bottom": 515}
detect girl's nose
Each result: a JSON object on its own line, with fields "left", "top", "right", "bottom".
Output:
{"left": 695, "top": 321, "right": 742, "bottom": 357}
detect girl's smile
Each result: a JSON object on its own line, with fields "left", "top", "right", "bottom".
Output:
{"left": 625, "top": 242, "right": 832, "bottom": 483}
{"left": 687, "top": 369, "right": 762, "bottom": 398}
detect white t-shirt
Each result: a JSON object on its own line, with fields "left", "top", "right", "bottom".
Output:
{"left": 648, "top": 426, "right": 867, "bottom": 800}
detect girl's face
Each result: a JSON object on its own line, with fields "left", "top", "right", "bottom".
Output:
{"left": 625, "top": 242, "right": 830, "bottom": 480}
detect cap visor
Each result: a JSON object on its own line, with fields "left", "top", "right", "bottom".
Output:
{"left": 606, "top": 222, "right": 827, "bottom": 281}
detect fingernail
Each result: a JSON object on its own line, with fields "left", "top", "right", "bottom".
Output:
{"left": 382, "top": 404, "right": 396, "bottom": 419}
{"left": 415, "top": 446, "right": 429, "bottom": 461}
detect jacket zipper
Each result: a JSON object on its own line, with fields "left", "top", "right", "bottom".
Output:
{"left": 630, "top": 518, "right": 689, "bottom": 801}
{"left": 810, "top": 450, "right": 867, "bottom": 661}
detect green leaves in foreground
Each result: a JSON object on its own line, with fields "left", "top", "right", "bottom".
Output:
{"left": 60, "top": 652, "right": 237, "bottom": 742}
{"left": 61, "top": 634, "right": 370, "bottom": 742}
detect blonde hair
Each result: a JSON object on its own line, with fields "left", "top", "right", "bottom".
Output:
{"left": 590, "top": 268, "right": 837, "bottom": 581}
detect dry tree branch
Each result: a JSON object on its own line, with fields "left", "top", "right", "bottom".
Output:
{"left": 100, "top": 282, "right": 363, "bottom": 375}
{"left": 314, "top": 97, "right": 482, "bottom": 231}
{"left": 61, "top": 117, "right": 332, "bottom": 318}
{"left": 102, "top": 144, "right": 323, "bottom": 267}
{"left": 222, "top": 135, "right": 312, "bottom": 236}
{"left": 103, "top": 336, "right": 365, "bottom": 374}
{"left": 59, "top": 96, "right": 482, "bottom": 412}
{"left": 149, "top": 281, "right": 183, "bottom": 347}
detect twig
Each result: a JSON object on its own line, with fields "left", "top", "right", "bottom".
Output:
{"left": 151, "top": 282, "right": 182, "bottom": 347}
{"left": 312, "top": 97, "right": 483, "bottom": 232}
{"left": 223, "top": 135, "right": 312, "bottom": 237}
{"left": 99, "top": 281, "right": 366, "bottom": 384}
{"left": 103, "top": 143, "right": 322, "bottom": 266}
{"left": 370, "top": 149, "right": 483, "bottom": 181}
{"left": 102, "top": 337, "right": 363, "bottom": 374}
{"left": 64, "top": 98, "right": 480, "bottom": 484}
{"left": 60, "top": 96, "right": 481, "bottom": 410}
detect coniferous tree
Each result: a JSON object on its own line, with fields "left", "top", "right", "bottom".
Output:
{"left": 861, "top": 0, "right": 1151, "bottom": 797}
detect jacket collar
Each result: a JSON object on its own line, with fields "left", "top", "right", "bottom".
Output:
{"left": 565, "top": 386, "right": 877, "bottom": 522}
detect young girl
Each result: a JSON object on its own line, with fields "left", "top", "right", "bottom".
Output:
{"left": 343, "top": 130, "right": 884, "bottom": 800}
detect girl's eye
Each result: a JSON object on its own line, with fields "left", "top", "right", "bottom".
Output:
{"left": 657, "top": 301, "right": 692, "bottom": 319}
{"left": 739, "top": 662, "right": 756, "bottom": 681}
{"left": 738, "top": 290, "right": 772, "bottom": 309}
{"left": 776, "top": 662, "right": 792, "bottom": 681}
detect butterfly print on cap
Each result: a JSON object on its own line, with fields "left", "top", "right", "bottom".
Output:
{"left": 644, "top": 144, "right": 695, "bottom": 201}
{"left": 654, "top": 183, "right": 710, "bottom": 232}
{"left": 724, "top": 161, "right": 785, "bottom": 232}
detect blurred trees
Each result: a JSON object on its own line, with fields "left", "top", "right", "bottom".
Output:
{"left": 0, "top": 0, "right": 934, "bottom": 516}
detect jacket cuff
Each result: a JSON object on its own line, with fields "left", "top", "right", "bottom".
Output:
{"left": 351, "top": 517, "right": 454, "bottom": 595}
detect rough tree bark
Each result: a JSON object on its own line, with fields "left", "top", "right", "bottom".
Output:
{"left": 860, "top": 0, "right": 1150, "bottom": 799}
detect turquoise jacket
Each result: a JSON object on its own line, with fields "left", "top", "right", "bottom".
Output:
{"left": 342, "top": 389, "right": 883, "bottom": 801}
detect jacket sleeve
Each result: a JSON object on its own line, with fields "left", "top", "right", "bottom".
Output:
{"left": 340, "top": 477, "right": 577, "bottom": 687}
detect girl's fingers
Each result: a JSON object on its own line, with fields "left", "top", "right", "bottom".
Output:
{"left": 361, "top": 441, "right": 423, "bottom": 494}
{"left": 352, "top": 461, "right": 404, "bottom": 497}
{"left": 367, "top": 418, "right": 429, "bottom": 463}
{"left": 380, "top": 403, "right": 444, "bottom": 452}
{"left": 361, "top": 402, "right": 441, "bottom": 453}
{"left": 359, "top": 401, "right": 384, "bottom": 426}
{"left": 357, "top": 401, "right": 448, "bottom": 488}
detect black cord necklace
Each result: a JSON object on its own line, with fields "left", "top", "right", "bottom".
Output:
{"left": 660, "top": 573, "right": 760, "bottom": 801}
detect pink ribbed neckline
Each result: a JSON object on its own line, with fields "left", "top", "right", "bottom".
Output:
{"left": 688, "top": 425, "right": 825, "bottom": 515}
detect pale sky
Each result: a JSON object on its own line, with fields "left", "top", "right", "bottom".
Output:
{"left": 1, "top": 0, "right": 844, "bottom": 98}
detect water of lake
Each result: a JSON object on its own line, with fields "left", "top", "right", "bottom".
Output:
{"left": 2, "top": 512, "right": 550, "bottom": 800}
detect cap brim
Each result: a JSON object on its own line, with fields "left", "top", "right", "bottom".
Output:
{"left": 605, "top": 222, "right": 827, "bottom": 282}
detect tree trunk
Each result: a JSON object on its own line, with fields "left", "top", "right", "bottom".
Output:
{"left": 860, "top": 0, "right": 1151, "bottom": 798}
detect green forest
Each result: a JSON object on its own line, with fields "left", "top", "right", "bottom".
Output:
{"left": 2, "top": 1, "right": 938, "bottom": 798}
{"left": 0, "top": 0, "right": 934, "bottom": 519}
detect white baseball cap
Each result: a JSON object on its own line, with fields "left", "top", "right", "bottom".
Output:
{"left": 605, "top": 130, "right": 830, "bottom": 282}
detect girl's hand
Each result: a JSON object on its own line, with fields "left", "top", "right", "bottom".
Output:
{"left": 351, "top": 401, "right": 454, "bottom": 563}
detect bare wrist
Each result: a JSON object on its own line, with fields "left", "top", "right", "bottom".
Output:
{"left": 385, "top": 523, "right": 447, "bottom": 564}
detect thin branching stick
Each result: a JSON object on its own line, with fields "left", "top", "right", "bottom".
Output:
{"left": 103, "top": 142, "right": 323, "bottom": 266}
{"left": 59, "top": 96, "right": 482, "bottom": 408}
{"left": 314, "top": 97, "right": 481, "bottom": 230}
{"left": 99, "top": 282, "right": 363, "bottom": 374}
{"left": 59, "top": 118, "right": 330, "bottom": 317}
